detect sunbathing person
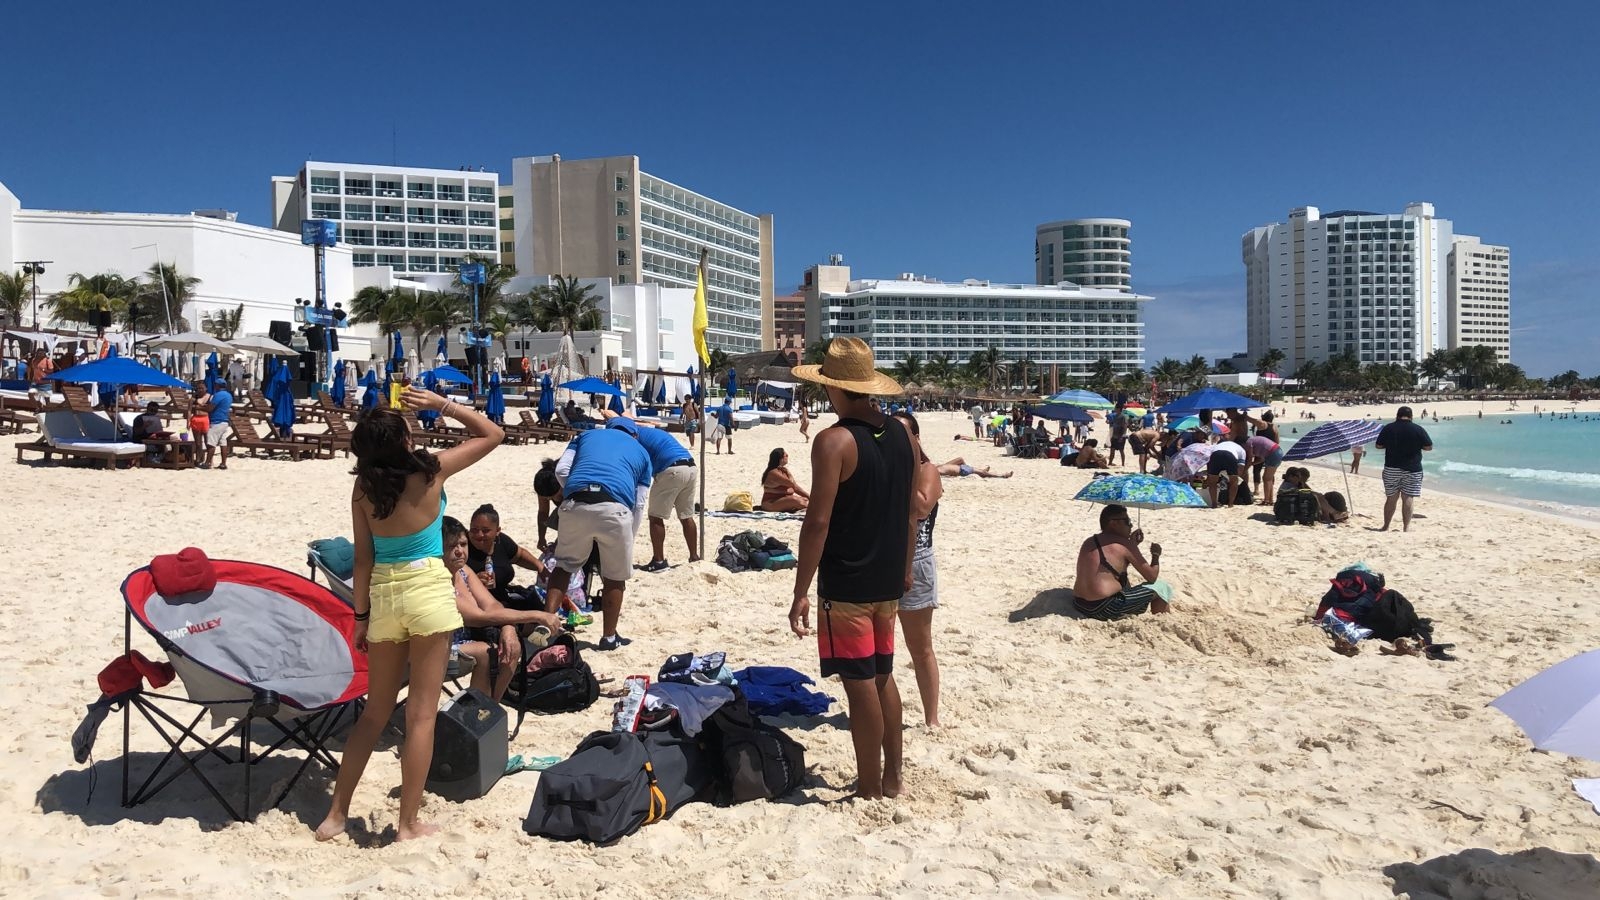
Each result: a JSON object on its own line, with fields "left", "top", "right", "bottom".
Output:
{"left": 1070, "top": 503, "right": 1172, "bottom": 620}
{"left": 760, "top": 448, "right": 810, "bottom": 512}
{"left": 937, "top": 457, "right": 1012, "bottom": 478}
{"left": 442, "top": 516, "right": 564, "bottom": 700}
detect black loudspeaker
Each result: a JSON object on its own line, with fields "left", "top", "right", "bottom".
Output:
{"left": 304, "top": 325, "right": 325, "bottom": 351}
{"left": 269, "top": 320, "right": 293, "bottom": 345}
{"left": 298, "top": 351, "right": 319, "bottom": 381}
{"left": 91, "top": 310, "right": 113, "bottom": 328}
{"left": 327, "top": 329, "right": 339, "bottom": 352}
{"left": 426, "top": 688, "right": 507, "bottom": 801}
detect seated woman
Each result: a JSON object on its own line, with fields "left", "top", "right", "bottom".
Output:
{"left": 760, "top": 448, "right": 810, "bottom": 512}
{"left": 1070, "top": 503, "right": 1173, "bottom": 620}
{"left": 442, "top": 516, "right": 565, "bottom": 700}
{"left": 467, "top": 503, "right": 546, "bottom": 610}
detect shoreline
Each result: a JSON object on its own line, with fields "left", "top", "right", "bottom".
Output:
{"left": 1299, "top": 455, "right": 1600, "bottom": 532}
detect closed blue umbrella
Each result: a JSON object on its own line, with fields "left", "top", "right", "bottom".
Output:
{"left": 331, "top": 359, "right": 347, "bottom": 406}
{"left": 485, "top": 371, "right": 505, "bottom": 423}
{"left": 608, "top": 390, "right": 625, "bottom": 414}
{"left": 361, "top": 368, "right": 379, "bottom": 411}
{"left": 270, "top": 364, "right": 295, "bottom": 431}
{"left": 435, "top": 336, "right": 447, "bottom": 360}
{"left": 725, "top": 367, "right": 738, "bottom": 400}
{"left": 688, "top": 365, "right": 702, "bottom": 401}
{"left": 656, "top": 377, "right": 666, "bottom": 405}
{"left": 416, "top": 370, "right": 440, "bottom": 427}
{"left": 1154, "top": 386, "right": 1264, "bottom": 416}
{"left": 538, "top": 372, "right": 555, "bottom": 423}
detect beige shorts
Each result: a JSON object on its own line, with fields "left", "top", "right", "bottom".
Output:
{"left": 554, "top": 499, "right": 636, "bottom": 582}
{"left": 648, "top": 464, "right": 697, "bottom": 520}
{"left": 205, "top": 422, "right": 234, "bottom": 448}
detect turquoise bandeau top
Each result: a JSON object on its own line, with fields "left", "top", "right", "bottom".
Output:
{"left": 371, "top": 490, "right": 446, "bottom": 564}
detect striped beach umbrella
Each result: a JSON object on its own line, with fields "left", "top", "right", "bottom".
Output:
{"left": 1283, "top": 420, "right": 1383, "bottom": 461}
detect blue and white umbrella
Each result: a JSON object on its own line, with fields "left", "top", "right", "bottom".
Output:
{"left": 1283, "top": 419, "right": 1383, "bottom": 512}
{"left": 1155, "top": 386, "right": 1265, "bottom": 416}
{"left": 1047, "top": 389, "right": 1114, "bottom": 409}
{"left": 485, "top": 371, "right": 505, "bottom": 423}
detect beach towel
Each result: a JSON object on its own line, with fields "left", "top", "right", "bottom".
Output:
{"left": 308, "top": 537, "right": 356, "bottom": 581}
{"left": 707, "top": 510, "right": 805, "bottom": 521}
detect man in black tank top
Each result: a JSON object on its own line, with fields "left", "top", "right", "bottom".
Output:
{"left": 790, "top": 338, "right": 918, "bottom": 800}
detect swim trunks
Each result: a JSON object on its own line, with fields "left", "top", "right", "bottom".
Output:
{"left": 367, "top": 557, "right": 464, "bottom": 643}
{"left": 1072, "top": 581, "right": 1172, "bottom": 621}
{"left": 816, "top": 599, "right": 896, "bottom": 680}
{"left": 1382, "top": 467, "right": 1424, "bottom": 497}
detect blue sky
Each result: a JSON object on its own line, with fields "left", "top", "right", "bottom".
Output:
{"left": 4, "top": 1, "right": 1596, "bottom": 375}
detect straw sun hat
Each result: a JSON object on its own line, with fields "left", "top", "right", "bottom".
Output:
{"left": 790, "top": 337, "right": 903, "bottom": 396}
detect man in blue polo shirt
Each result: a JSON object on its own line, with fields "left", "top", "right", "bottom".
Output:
{"left": 629, "top": 420, "right": 699, "bottom": 572}
{"left": 713, "top": 397, "right": 735, "bottom": 454}
{"left": 202, "top": 381, "right": 234, "bottom": 470}
{"left": 551, "top": 417, "right": 653, "bottom": 650}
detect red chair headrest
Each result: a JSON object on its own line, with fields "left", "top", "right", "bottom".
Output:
{"left": 150, "top": 547, "right": 218, "bottom": 597}
{"left": 98, "top": 656, "right": 141, "bottom": 697}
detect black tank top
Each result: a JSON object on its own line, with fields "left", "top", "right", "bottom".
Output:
{"left": 818, "top": 416, "right": 913, "bottom": 602}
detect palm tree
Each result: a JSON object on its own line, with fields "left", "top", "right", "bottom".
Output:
{"left": 1013, "top": 355, "right": 1038, "bottom": 393}
{"left": 1150, "top": 357, "right": 1183, "bottom": 396}
{"left": 1088, "top": 356, "right": 1117, "bottom": 395}
{"left": 893, "top": 353, "right": 925, "bottom": 387}
{"left": 1294, "top": 359, "right": 1325, "bottom": 390}
{"left": 0, "top": 268, "right": 33, "bottom": 326}
{"left": 924, "top": 352, "right": 955, "bottom": 391}
{"left": 47, "top": 272, "right": 141, "bottom": 327}
{"left": 1118, "top": 367, "right": 1148, "bottom": 396}
{"left": 532, "top": 275, "right": 603, "bottom": 336}
{"left": 200, "top": 304, "right": 245, "bottom": 340}
{"left": 1255, "top": 347, "right": 1285, "bottom": 376}
{"left": 483, "top": 310, "right": 515, "bottom": 361}
{"left": 966, "top": 345, "right": 1004, "bottom": 392}
{"left": 707, "top": 348, "right": 732, "bottom": 392}
{"left": 1418, "top": 349, "right": 1451, "bottom": 383}
{"left": 503, "top": 292, "right": 539, "bottom": 358}
{"left": 416, "top": 291, "right": 470, "bottom": 352}
{"left": 1551, "top": 370, "right": 1582, "bottom": 389}
{"left": 137, "top": 262, "right": 201, "bottom": 332}
{"left": 451, "top": 252, "right": 517, "bottom": 321}
{"left": 1181, "top": 354, "right": 1210, "bottom": 391}
{"left": 1461, "top": 345, "right": 1498, "bottom": 389}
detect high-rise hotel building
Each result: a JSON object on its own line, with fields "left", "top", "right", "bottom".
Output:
{"left": 508, "top": 155, "right": 774, "bottom": 354}
{"left": 272, "top": 162, "right": 501, "bottom": 273}
{"left": 1447, "top": 235, "right": 1511, "bottom": 363}
{"left": 1035, "top": 218, "right": 1132, "bottom": 291}
{"left": 1242, "top": 202, "right": 1514, "bottom": 373}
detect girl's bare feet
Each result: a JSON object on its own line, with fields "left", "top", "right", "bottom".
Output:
{"left": 397, "top": 821, "right": 441, "bottom": 841}
{"left": 313, "top": 813, "right": 347, "bottom": 842}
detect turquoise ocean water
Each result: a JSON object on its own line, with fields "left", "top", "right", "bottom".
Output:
{"left": 1282, "top": 411, "right": 1600, "bottom": 511}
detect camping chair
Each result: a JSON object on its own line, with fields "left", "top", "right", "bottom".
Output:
{"left": 114, "top": 558, "right": 368, "bottom": 821}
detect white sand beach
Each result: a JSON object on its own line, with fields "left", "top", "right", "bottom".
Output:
{"left": 4, "top": 399, "right": 1600, "bottom": 898}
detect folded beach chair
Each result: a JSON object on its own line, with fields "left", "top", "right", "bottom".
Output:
{"left": 108, "top": 552, "right": 369, "bottom": 821}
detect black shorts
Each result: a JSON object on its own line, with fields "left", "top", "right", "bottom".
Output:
{"left": 1110, "top": 436, "right": 1127, "bottom": 451}
{"left": 1207, "top": 452, "right": 1242, "bottom": 476}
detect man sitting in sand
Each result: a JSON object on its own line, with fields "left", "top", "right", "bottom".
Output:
{"left": 1070, "top": 503, "right": 1172, "bottom": 620}
{"left": 936, "top": 457, "right": 1012, "bottom": 479}
{"left": 1074, "top": 438, "right": 1108, "bottom": 469}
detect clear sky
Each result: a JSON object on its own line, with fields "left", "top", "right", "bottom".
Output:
{"left": 4, "top": 1, "right": 1596, "bottom": 375}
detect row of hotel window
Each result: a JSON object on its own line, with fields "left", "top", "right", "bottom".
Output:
{"left": 310, "top": 178, "right": 494, "bottom": 203}
{"left": 310, "top": 206, "right": 496, "bottom": 226}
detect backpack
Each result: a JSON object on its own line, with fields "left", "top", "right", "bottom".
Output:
{"left": 715, "top": 530, "right": 775, "bottom": 573}
{"left": 1274, "top": 489, "right": 1320, "bottom": 526}
{"left": 523, "top": 728, "right": 713, "bottom": 843}
{"left": 701, "top": 694, "right": 806, "bottom": 805}
{"left": 1355, "top": 588, "right": 1434, "bottom": 644}
{"left": 505, "top": 633, "right": 599, "bottom": 714}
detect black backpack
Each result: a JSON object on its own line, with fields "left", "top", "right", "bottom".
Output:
{"left": 701, "top": 694, "right": 806, "bottom": 804}
{"left": 523, "top": 728, "right": 713, "bottom": 843}
{"left": 505, "top": 633, "right": 599, "bottom": 715}
{"left": 1274, "top": 489, "right": 1320, "bottom": 526}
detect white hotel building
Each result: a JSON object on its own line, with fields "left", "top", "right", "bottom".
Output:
{"left": 1243, "top": 202, "right": 1510, "bottom": 373}
{"left": 802, "top": 262, "right": 1150, "bottom": 376}
{"left": 272, "top": 162, "right": 501, "bottom": 274}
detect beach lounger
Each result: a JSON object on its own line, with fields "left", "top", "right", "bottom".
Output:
{"left": 108, "top": 556, "right": 369, "bottom": 821}
{"left": 227, "top": 413, "right": 320, "bottom": 460}
{"left": 16, "top": 410, "right": 146, "bottom": 469}
{"left": 400, "top": 411, "right": 468, "bottom": 448}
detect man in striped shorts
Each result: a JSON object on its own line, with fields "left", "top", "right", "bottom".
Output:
{"left": 1375, "top": 406, "right": 1433, "bottom": 532}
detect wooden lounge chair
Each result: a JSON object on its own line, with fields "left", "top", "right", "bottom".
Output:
{"left": 518, "top": 409, "right": 574, "bottom": 444}
{"left": 226, "top": 413, "right": 317, "bottom": 460}
{"left": 400, "top": 411, "right": 468, "bottom": 448}
{"left": 16, "top": 410, "right": 146, "bottom": 469}
{"left": 316, "top": 413, "right": 355, "bottom": 457}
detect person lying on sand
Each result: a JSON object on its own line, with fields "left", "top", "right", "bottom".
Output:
{"left": 1070, "top": 503, "right": 1173, "bottom": 620}
{"left": 937, "top": 457, "right": 1012, "bottom": 478}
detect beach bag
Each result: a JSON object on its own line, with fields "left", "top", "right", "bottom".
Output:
{"left": 755, "top": 552, "right": 797, "bottom": 571}
{"left": 524, "top": 728, "right": 709, "bottom": 843}
{"left": 1275, "top": 489, "right": 1319, "bottom": 526}
{"left": 702, "top": 695, "right": 806, "bottom": 805}
{"left": 507, "top": 633, "right": 598, "bottom": 714}
{"left": 723, "top": 491, "right": 754, "bottom": 512}
{"left": 1355, "top": 589, "right": 1434, "bottom": 644}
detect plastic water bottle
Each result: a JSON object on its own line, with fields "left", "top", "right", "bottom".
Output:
{"left": 1320, "top": 611, "right": 1372, "bottom": 645}
{"left": 483, "top": 557, "right": 495, "bottom": 588}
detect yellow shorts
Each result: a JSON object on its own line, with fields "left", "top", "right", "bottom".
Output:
{"left": 367, "top": 558, "right": 463, "bottom": 643}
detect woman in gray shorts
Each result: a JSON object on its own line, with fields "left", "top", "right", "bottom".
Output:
{"left": 893, "top": 412, "right": 943, "bottom": 728}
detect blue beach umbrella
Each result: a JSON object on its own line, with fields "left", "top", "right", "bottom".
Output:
{"left": 53, "top": 356, "right": 188, "bottom": 390}
{"left": 608, "top": 388, "right": 625, "bottom": 415}
{"left": 1046, "top": 388, "right": 1115, "bottom": 409}
{"left": 1033, "top": 403, "right": 1093, "bottom": 424}
{"left": 725, "top": 367, "right": 738, "bottom": 400}
{"left": 655, "top": 377, "right": 666, "bottom": 405}
{"left": 688, "top": 365, "right": 702, "bottom": 401}
{"left": 435, "top": 336, "right": 447, "bottom": 360}
{"left": 1283, "top": 419, "right": 1384, "bottom": 512}
{"left": 269, "top": 364, "right": 295, "bottom": 431}
{"left": 1074, "top": 474, "right": 1207, "bottom": 514}
{"left": 428, "top": 365, "right": 473, "bottom": 385}
{"left": 560, "top": 376, "right": 623, "bottom": 397}
{"left": 360, "top": 368, "right": 379, "bottom": 411}
{"left": 485, "top": 371, "right": 505, "bottom": 423}
{"left": 416, "top": 370, "right": 440, "bottom": 427}
{"left": 331, "top": 360, "right": 347, "bottom": 405}
{"left": 538, "top": 372, "right": 555, "bottom": 422}
{"left": 1154, "top": 386, "right": 1265, "bottom": 416}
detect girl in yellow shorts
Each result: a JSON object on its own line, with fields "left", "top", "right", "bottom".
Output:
{"left": 315, "top": 391, "right": 506, "bottom": 844}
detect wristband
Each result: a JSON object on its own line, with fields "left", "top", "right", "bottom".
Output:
{"left": 353, "top": 610, "right": 370, "bottom": 621}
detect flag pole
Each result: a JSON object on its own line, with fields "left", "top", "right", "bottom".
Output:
{"left": 695, "top": 246, "right": 710, "bottom": 561}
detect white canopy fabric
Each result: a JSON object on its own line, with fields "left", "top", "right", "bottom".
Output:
{"left": 143, "top": 331, "right": 234, "bottom": 354}
{"left": 230, "top": 334, "right": 299, "bottom": 356}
